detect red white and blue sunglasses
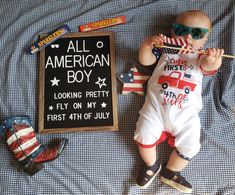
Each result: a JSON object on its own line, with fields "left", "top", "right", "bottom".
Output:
{"left": 172, "top": 23, "right": 210, "bottom": 40}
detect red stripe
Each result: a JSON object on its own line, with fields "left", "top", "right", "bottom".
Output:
{"left": 5, "top": 131, "right": 12, "bottom": 140}
{"left": 15, "top": 141, "right": 40, "bottom": 160}
{"left": 8, "top": 131, "right": 36, "bottom": 150}
{"left": 167, "top": 37, "right": 171, "bottom": 44}
{"left": 123, "top": 87, "right": 144, "bottom": 92}
{"left": 133, "top": 80, "right": 145, "bottom": 84}
{"left": 178, "top": 38, "right": 182, "bottom": 45}
{"left": 13, "top": 124, "right": 31, "bottom": 132}
{"left": 133, "top": 71, "right": 142, "bottom": 76}
{"left": 184, "top": 40, "right": 189, "bottom": 47}
{"left": 179, "top": 39, "right": 183, "bottom": 46}
{"left": 5, "top": 125, "right": 31, "bottom": 140}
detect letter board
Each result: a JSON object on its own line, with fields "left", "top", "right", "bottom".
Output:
{"left": 38, "top": 31, "right": 118, "bottom": 133}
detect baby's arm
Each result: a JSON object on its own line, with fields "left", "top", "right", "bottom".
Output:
{"left": 199, "top": 48, "right": 224, "bottom": 72}
{"left": 139, "top": 34, "right": 164, "bottom": 66}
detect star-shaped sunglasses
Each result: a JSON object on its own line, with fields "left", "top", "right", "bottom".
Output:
{"left": 172, "top": 23, "right": 210, "bottom": 40}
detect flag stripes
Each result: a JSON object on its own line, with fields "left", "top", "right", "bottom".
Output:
{"left": 163, "top": 36, "right": 189, "bottom": 47}
{"left": 5, "top": 124, "right": 41, "bottom": 161}
{"left": 159, "top": 36, "right": 194, "bottom": 54}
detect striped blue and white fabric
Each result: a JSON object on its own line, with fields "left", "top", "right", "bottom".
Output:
{"left": 0, "top": 0, "right": 234, "bottom": 194}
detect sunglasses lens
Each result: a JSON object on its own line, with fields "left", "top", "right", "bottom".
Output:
{"left": 173, "top": 24, "right": 189, "bottom": 36}
{"left": 191, "top": 28, "right": 205, "bottom": 39}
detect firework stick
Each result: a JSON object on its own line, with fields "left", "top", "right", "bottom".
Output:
{"left": 154, "top": 44, "right": 235, "bottom": 59}
{"left": 79, "top": 16, "right": 126, "bottom": 32}
{"left": 28, "top": 24, "right": 71, "bottom": 54}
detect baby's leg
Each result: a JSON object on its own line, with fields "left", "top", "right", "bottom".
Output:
{"left": 138, "top": 146, "right": 157, "bottom": 166}
{"left": 160, "top": 109, "right": 201, "bottom": 193}
{"left": 166, "top": 150, "right": 189, "bottom": 171}
{"left": 136, "top": 145, "right": 161, "bottom": 189}
{"left": 160, "top": 150, "right": 192, "bottom": 193}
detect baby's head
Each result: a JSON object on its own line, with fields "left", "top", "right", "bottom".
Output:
{"left": 171, "top": 10, "right": 212, "bottom": 49}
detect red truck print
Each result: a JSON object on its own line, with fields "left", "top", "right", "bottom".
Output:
{"left": 157, "top": 71, "right": 196, "bottom": 94}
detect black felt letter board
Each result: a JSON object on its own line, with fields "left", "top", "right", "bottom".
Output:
{"left": 38, "top": 32, "right": 118, "bottom": 133}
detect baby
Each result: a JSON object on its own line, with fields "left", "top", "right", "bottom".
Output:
{"left": 134, "top": 10, "right": 224, "bottom": 193}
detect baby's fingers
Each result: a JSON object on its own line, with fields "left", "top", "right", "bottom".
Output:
{"left": 216, "top": 49, "right": 224, "bottom": 58}
{"left": 153, "top": 35, "right": 164, "bottom": 45}
{"left": 206, "top": 48, "right": 213, "bottom": 56}
{"left": 207, "top": 48, "right": 224, "bottom": 58}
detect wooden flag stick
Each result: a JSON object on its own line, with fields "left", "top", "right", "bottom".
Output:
{"left": 154, "top": 44, "right": 235, "bottom": 59}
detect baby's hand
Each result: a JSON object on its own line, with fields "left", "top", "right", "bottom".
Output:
{"left": 200, "top": 48, "right": 224, "bottom": 71}
{"left": 139, "top": 34, "right": 165, "bottom": 65}
{"left": 142, "top": 34, "right": 165, "bottom": 49}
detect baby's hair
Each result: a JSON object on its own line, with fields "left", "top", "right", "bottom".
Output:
{"left": 176, "top": 10, "right": 212, "bottom": 29}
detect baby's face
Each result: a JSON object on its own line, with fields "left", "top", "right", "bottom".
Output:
{"left": 171, "top": 14, "right": 211, "bottom": 50}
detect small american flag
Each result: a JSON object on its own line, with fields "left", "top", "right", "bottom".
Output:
{"left": 117, "top": 66, "right": 150, "bottom": 96}
{"left": 159, "top": 36, "right": 194, "bottom": 54}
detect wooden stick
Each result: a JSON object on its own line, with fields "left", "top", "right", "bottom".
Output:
{"left": 154, "top": 44, "right": 235, "bottom": 59}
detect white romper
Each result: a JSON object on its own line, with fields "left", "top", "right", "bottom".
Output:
{"left": 134, "top": 52, "right": 203, "bottom": 159}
